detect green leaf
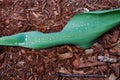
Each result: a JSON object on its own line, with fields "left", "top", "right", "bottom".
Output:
{"left": 0, "top": 8, "right": 120, "bottom": 49}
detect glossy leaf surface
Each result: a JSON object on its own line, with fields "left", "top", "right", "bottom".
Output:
{"left": 0, "top": 8, "right": 120, "bottom": 49}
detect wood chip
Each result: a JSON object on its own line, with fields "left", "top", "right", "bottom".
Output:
{"left": 98, "top": 56, "right": 117, "bottom": 63}
{"left": 109, "top": 73, "right": 117, "bottom": 80}
{"left": 112, "top": 30, "right": 119, "bottom": 43}
{"left": 58, "top": 67, "right": 71, "bottom": 74}
{"left": 85, "top": 49, "right": 94, "bottom": 54}
{"left": 73, "top": 59, "right": 80, "bottom": 68}
{"left": 17, "top": 61, "right": 25, "bottom": 67}
{"left": 113, "top": 46, "right": 120, "bottom": 55}
{"left": 73, "top": 61, "right": 106, "bottom": 69}
{"left": 72, "top": 70, "right": 85, "bottom": 74}
{"left": 57, "top": 52, "right": 73, "bottom": 60}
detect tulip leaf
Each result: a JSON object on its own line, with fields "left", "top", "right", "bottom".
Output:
{"left": 0, "top": 8, "right": 120, "bottom": 49}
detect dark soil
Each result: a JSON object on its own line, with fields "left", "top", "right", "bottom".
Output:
{"left": 0, "top": 0, "right": 120, "bottom": 80}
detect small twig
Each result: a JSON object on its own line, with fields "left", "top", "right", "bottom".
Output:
{"left": 77, "top": 62, "right": 106, "bottom": 68}
{"left": 56, "top": 72, "right": 106, "bottom": 78}
{"left": 42, "top": 0, "right": 47, "bottom": 11}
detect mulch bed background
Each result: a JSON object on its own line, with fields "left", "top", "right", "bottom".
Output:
{"left": 0, "top": 0, "right": 120, "bottom": 80}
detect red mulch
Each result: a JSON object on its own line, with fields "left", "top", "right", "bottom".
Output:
{"left": 0, "top": 0, "right": 120, "bottom": 80}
